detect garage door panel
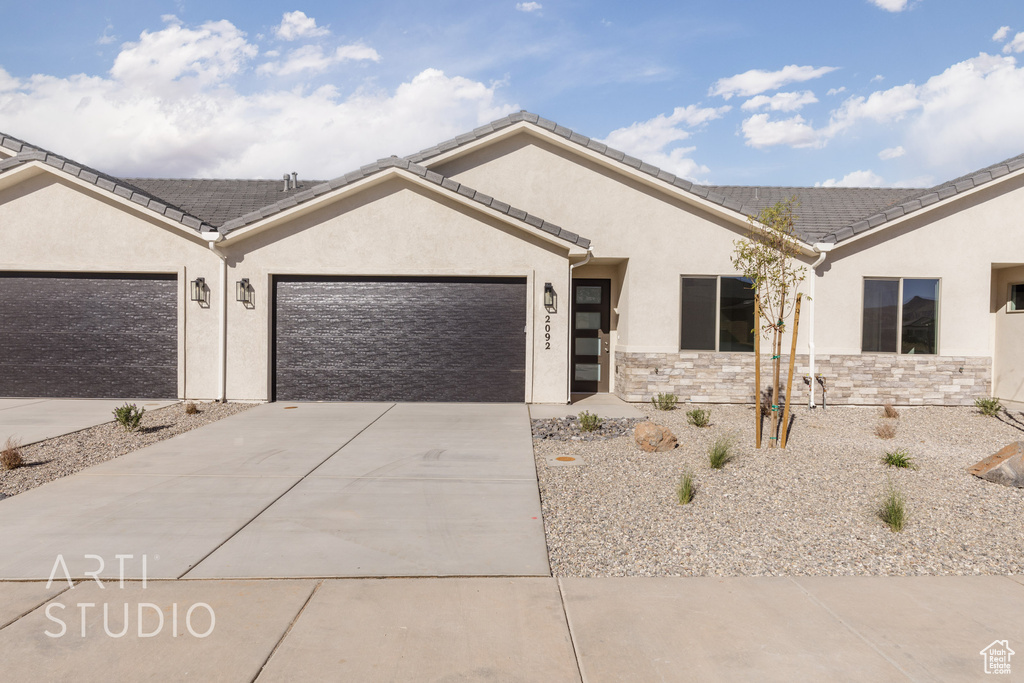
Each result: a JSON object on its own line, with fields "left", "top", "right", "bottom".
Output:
{"left": 275, "top": 277, "right": 526, "bottom": 402}
{"left": 0, "top": 274, "right": 177, "bottom": 399}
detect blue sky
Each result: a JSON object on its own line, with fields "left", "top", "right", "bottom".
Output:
{"left": 1, "top": 0, "right": 1022, "bottom": 187}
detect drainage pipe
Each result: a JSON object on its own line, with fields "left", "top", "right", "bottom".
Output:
{"left": 807, "top": 243, "right": 833, "bottom": 408}
{"left": 204, "top": 231, "right": 228, "bottom": 403}
{"left": 566, "top": 249, "right": 594, "bottom": 403}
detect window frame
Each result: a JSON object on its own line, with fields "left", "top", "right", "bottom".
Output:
{"left": 1008, "top": 282, "right": 1024, "bottom": 314}
{"left": 679, "top": 274, "right": 755, "bottom": 352}
{"left": 860, "top": 276, "right": 941, "bottom": 355}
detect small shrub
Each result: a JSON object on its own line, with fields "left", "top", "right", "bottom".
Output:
{"left": 882, "top": 448, "right": 916, "bottom": 469}
{"left": 1, "top": 437, "right": 23, "bottom": 470}
{"left": 686, "top": 408, "right": 710, "bottom": 428}
{"left": 184, "top": 401, "right": 199, "bottom": 415}
{"left": 651, "top": 392, "right": 678, "bottom": 411}
{"left": 975, "top": 397, "right": 1003, "bottom": 417}
{"left": 113, "top": 403, "right": 145, "bottom": 432}
{"left": 878, "top": 482, "right": 907, "bottom": 532}
{"left": 875, "top": 422, "right": 897, "bottom": 440}
{"left": 708, "top": 436, "right": 734, "bottom": 469}
{"left": 677, "top": 470, "right": 695, "bottom": 505}
{"left": 882, "top": 402, "right": 899, "bottom": 419}
{"left": 578, "top": 411, "right": 602, "bottom": 432}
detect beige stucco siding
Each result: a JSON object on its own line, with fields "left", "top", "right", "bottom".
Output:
{"left": 817, "top": 173, "right": 1024, "bottom": 358}
{"left": 0, "top": 169, "right": 221, "bottom": 399}
{"left": 220, "top": 177, "right": 573, "bottom": 402}
{"left": 437, "top": 132, "right": 812, "bottom": 354}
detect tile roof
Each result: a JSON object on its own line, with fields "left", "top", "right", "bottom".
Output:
{"left": 0, "top": 132, "right": 215, "bottom": 233}
{"left": 125, "top": 178, "right": 324, "bottom": 229}
{"left": 817, "top": 151, "right": 1024, "bottom": 243}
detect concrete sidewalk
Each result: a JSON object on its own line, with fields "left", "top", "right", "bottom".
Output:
{"left": 1, "top": 575, "right": 1021, "bottom": 681}
{"left": 0, "top": 398, "right": 177, "bottom": 446}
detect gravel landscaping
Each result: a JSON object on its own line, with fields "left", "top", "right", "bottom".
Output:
{"left": 0, "top": 401, "right": 254, "bottom": 498}
{"left": 533, "top": 403, "right": 1024, "bottom": 577}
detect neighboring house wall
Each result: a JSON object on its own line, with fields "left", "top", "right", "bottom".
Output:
{"left": 0, "top": 169, "right": 221, "bottom": 399}
{"left": 994, "top": 264, "right": 1024, "bottom": 402}
{"left": 221, "top": 176, "right": 573, "bottom": 403}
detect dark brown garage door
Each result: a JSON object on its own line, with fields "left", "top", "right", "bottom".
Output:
{"left": 0, "top": 273, "right": 177, "bottom": 398}
{"left": 273, "top": 276, "right": 527, "bottom": 402}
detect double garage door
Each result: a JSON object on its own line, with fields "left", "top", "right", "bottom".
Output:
{"left": 0, "top": 273, "right": 177, "bottom": 398}
{"left": 274, "top": 276, "right": 527, "bottom": 402}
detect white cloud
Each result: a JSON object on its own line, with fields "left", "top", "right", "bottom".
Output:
{"left": 993, "top": 26, "right": 1011, "bottom": 42}
{"left": 740, "top": 52, "right": 1024, "bottom": 177}
{"left": 0, "top": 20, "right": 515, "bottom": 178}
{"left": 826, "top": 87, "right": 846, "bottom": 96}
{"left": 868, "top": 0, "right": 909, "bottom": 11}
{"left": 817, "top": 170, "right": 885, "bottom": 187}
{"left": 709, "top": 64, "right": 838, "bottom": 99}
{"left": 110, "top": 16, "right": 257, "bottom": 89}
{"left": 740, "top": 90, "right": 818, "bottom": 112}
{"left": 274, "top": 11, "right": 330, "bottom": 41}
{"left": 599, "top": 104, "right": 730, "bottom": 179}
{"left": 741, "top": 114, "right": 821, "bottom": 148}
{"left": 878, "top": 146, "right": 906, "bottom": 159}
{"left": 870, "top": 74, "right": 885, "bottom": 82}
{"left": 1004, "top": 32, "right": 1024, "bottom": 54}
{"left": 258, "top": 43, "right": 380, "bottom": 76}
{"left": 516, "top": 2, "right": 543, "bottom": 12}
{"left": 97, "top": 25, "right": 117, "bottom": 46}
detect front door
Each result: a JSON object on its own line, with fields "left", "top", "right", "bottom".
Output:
{"left": 571, "top": 278, "right": 610, "bottom": 393}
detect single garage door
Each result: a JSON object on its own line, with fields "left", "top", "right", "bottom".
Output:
{"left": 274, "top": 276, "right": 527, "bottom": 402}
{"left": 0, "top": 273, "right": 178, "bottom": 398}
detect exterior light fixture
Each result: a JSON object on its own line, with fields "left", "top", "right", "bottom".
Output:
{"left": 236, "top": 278, "right": 254, "bottom": 308}
{"left": 190, "top": 277, "right": 206, "bottom": 304}
{"left": 544, "top": 282, "right": 557, "bottom": 312}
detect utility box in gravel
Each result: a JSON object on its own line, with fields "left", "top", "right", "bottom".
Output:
{"left": 968, "top": 442, "right": 1024, "bottom": 488}
{"left": 634, "top": 422, "right": 677, "bottom": 452}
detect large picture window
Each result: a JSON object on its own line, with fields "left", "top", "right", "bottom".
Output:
{"left": 680, "top": 276, "right": 755, "bottom": 352}
{"left": 862, "top": 278, "right": 939, "bottom": 354}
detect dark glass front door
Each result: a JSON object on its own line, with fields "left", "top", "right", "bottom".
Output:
{"left": 571, "top": 278, "right": 610, "bottom": 393}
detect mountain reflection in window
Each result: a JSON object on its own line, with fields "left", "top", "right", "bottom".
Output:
{"left": 901, "top": 279, "right": 938, "bottom": 354}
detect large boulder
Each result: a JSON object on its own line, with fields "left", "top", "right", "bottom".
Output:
{"left": 634, "top": 421, "right": 678, "bottom": 452}
{"left": 968, "top": 442, "right": 1024, "bottom": 488}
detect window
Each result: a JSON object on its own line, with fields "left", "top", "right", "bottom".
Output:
{"left": 1009, "top": 284, "right": 1024, "bottom": 312}
{"left": 862, "top": 278, "right": 939, "bottom": 354}
{"left": 680, "top": 276, "right": 755, "bottom": 352}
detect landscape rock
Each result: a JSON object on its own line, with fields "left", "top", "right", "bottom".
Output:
{"left": 634, "top": 421, "right": 677, "bottom": 452}
{"left": 967, "top": 442, "right": 1024, "bottom": 488}
{"left": 531, "top": 417, "right": 642, "bottom": 442}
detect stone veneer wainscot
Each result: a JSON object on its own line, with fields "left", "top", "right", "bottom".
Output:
{"left": 615, "top": 351, "right": 991, "bottom": 406}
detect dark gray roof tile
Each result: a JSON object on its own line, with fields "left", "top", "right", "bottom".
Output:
{"left": 524, "top": 214, "right": 543, "bottom": 228}
{"left": 456, "top": 184, "right": 476, "bottom": 199}
{"left": 424, "top": 169, "right": 444, "bottom": 184}
{"left": 508, "top": 207, "right": 528, "bottom": 221}
{"left": 490, "top": 199, "right": 511, "bottom": 214}
{"left": 553, "top": 124, "right": 572, "bottom": 138}
{"left": 569, "top": 132, "right": 590, "bottom": 146}
{"left": 440, "top": 177, "right": 460, "bottom": 192}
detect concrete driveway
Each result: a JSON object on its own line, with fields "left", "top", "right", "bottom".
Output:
{"left": 0, "top": 398, "right": 176, "bottom": 446}
{"left": 0, "top": 402, "right": 548, "bottom": 580}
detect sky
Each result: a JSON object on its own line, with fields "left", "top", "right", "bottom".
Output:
{"left": 1, "top": 0, "right": 1023, "bottom": 188}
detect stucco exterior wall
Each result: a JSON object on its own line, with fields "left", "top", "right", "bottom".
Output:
{"left": 0, "top": 170, "right": 222, "bottom": 399}
{"left": 220, "top": 177, "right": 573, "bottom": 402}
{"left": 994, "top": 265, "right": 1024, "bottom": 402}
{"left": 435, "top": 133, "right": 812, "bottom": 357}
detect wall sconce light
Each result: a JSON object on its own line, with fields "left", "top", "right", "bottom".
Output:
{"left": 190, "top": 277, "right": 208, "bottom": 306}
{"left": 236, "top": 278, "right": 254, "bottom": 308}
{"left": 544, "top": 282, "right": 557, "bottom": 312}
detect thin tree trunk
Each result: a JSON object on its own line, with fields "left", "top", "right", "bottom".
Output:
{"left": 780, "top": 294, "right": 802, "bottom": 449}
{"left": 772, "top": 294, "right": 786, "bottom": 447}
{"left": 754, "top": 296, "right": 761, "bottom": 449}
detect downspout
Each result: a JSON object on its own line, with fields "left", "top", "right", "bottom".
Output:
{"left": 807, "top": 243, "right": 833, "bottom": 408}
{"left": 203, "top": 230, "right": 228, "bottom": 403}
{"left": 567, "top": 249, "right": 594, "bottom": 403}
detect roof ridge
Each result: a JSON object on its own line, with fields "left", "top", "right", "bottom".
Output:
{"left": 0, "top": 131, "right": 215, "bottom": 233}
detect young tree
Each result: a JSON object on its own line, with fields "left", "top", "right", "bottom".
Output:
{"left": 732, "top": 199, "right": 807, "bottom": 447}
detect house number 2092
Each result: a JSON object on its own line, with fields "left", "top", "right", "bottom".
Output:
{"left": 544, "top": 315, "right": 551, "bottom": 349}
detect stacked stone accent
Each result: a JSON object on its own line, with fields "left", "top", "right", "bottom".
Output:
{"left": 615, "top": 351, "right": 991, "bottom": 406}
